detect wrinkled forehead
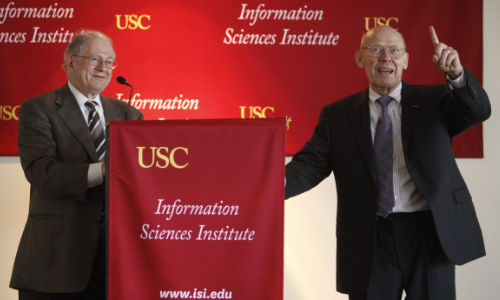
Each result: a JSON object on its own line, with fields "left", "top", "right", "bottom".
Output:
{"left": 83, "top": 37, "right": 115, "bottom": 57}
{"left": 361, "top": 27, "right": 406, "bottom": 48}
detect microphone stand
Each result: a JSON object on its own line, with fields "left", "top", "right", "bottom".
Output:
{"left": 116, "top": 76, "right": 134, "bottom": 119}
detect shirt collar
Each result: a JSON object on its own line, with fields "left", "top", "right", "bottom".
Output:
{"left": 368, "top": 82, "right": 402, "bottom": 104}
{"left": 67, "top": 81, "right": 102, "bottom": 107}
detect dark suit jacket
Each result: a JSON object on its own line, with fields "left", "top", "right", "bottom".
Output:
{"left": 10, "top": 83, "right": 143, "bottom": 293}
{"left": 285, "top": 69, "right": 490, "bottom": 294}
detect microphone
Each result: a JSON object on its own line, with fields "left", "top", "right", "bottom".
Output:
{"left": 116, "top": 76, "right": 134, "bottom": 106}
{"left": 117, "top": 76, "right": 132, "bottom": 88}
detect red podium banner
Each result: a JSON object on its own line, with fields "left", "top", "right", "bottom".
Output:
{"left": 107, "top": 119, "right": 285, "bottom": 300}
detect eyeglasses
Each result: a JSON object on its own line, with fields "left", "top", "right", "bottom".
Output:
{"left": 73, "top": 55, "right": 118, "bottom": 69}
{"left": 361, "top": 46, "right": 406, "bottom": 58}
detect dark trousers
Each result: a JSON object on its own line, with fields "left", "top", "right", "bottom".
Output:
{"left": 19, "top": 234, "right": 106, "bottom": 300}
{"left": 350, "top": 211, "right": 455, "bottom": 300}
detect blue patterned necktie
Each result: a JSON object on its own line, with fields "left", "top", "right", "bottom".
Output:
{"left": 374, "top": 96, "right": 395, "bottom": 217}
{"left": 85, "top": 101, "right": 106, "bottom": 161}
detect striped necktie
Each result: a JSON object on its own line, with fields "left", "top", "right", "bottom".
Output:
{"left": 85, "top": 101, "right": 106, "bottom": 161}
{"left": 374, "top": 96, "right": 395, "bottom": 217}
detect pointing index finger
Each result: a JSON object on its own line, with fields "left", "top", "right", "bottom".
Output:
{"left": 429, "top": 25, "right": 440, "bottom": 46}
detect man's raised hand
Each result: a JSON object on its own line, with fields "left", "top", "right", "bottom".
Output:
{"left": 429, "top": 25, "right": 463, "bottom": 79}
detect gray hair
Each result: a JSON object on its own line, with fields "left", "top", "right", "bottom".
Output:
{"left": 64, "top": 30, "right": 114, "bottom": 57}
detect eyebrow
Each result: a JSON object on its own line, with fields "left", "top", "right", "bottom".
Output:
{"left": 88, "top": 54, "right": 115, "bottom": 58}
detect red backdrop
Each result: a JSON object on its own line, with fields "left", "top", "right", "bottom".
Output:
{"left": 0, "top": 0, "right": 484, "bottom": 156}
{"left": 107, "top": 119, "right": 285, "bottom": 300}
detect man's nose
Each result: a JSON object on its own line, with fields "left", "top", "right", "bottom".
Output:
{"left": 94, "top": 58, "right": 106, "bottom": 69}
{"left": 380, "top": 49, "right": 392, "bottom": 61}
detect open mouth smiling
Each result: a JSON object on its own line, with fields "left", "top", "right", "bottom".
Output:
{"left": 377, "top": 67, "right": 394, "bottom": 74}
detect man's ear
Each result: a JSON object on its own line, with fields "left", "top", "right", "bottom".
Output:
{"left": 355, "top": 50, "right": 364, "bottom": 68}
{"left": 403, "top": 52, "right": 409, "bottom": 70}
{"left": 63, "top": 54, "right": 73, "bottom": 72}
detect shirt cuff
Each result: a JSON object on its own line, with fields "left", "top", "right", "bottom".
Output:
{"left": 446, "top": 72, "right": 466, "bottom": 89}
{"left": 88, "top": 162, "right": 104, "bottom": 187}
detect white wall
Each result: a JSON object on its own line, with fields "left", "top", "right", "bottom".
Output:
{"left": 1, "top": 1, "right": 499, "bottom": 299}
{"left": 0, "top": 158, "right": 28, "bottom": 300}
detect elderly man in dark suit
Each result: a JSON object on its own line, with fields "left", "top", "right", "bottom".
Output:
{"left": 286, "top": 25, "right": 490, "bottom": 300}
{"left": 10, "top": 30, "right": 143, "bottom": 300}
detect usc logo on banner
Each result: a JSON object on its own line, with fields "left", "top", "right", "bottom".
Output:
{"left": 240, "top": 106, "right": 275, "bottom": 119}
{"left": 137, "top": 146, "right": 189, "bottom": 169}
{"left": 0, "top": 105, "right": 20, "bottom": 121}
{"left": 115, "top": 15, "right": 151, "bottom": 30}
{"left": 364, "top": 17, "right": 399, "bottom": 31}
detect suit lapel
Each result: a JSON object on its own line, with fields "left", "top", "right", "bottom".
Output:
{"left": 349, "top": 89, "right": 378, "bottom": 184}
{"left": 400, "top": 82, "right": 423, "bottom": 153}
{"left": 56, "top": 84, "right": 98, "bottom": 161}
{"left": 101, "top": 96, "right": 113, "bottom": 123}
{"left": 348, "top": 83, "right": 423, "bottom": 186}
{"left": 102, "top": 96, "right": 128, "bottom": 123}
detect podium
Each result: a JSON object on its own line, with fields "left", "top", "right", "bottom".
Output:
{"left": 107, "top": 119, "right": 285, "bottom": 300}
